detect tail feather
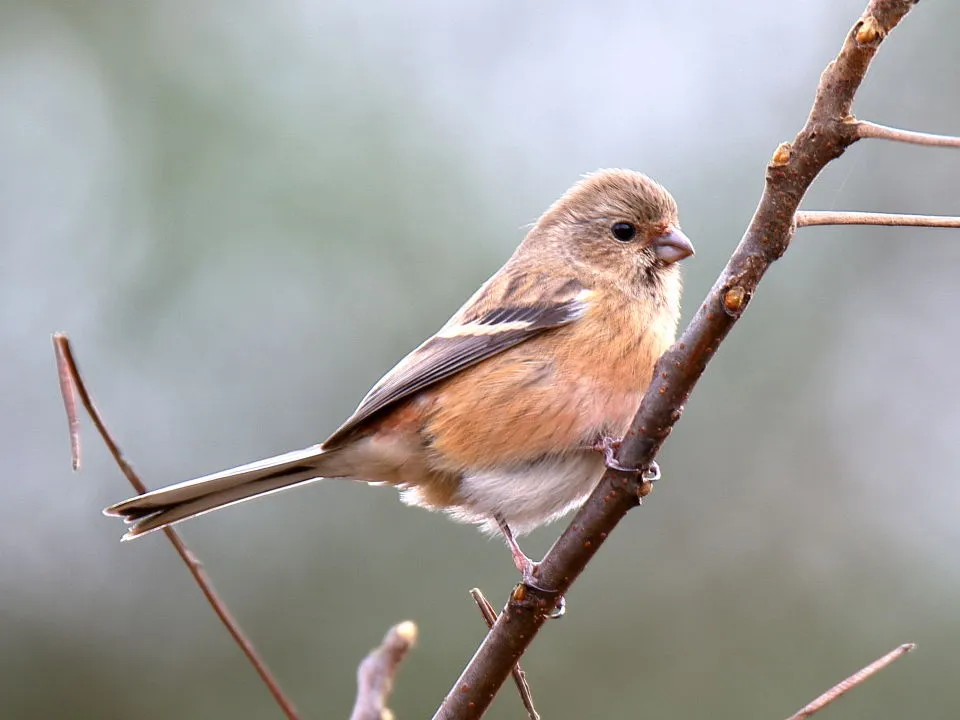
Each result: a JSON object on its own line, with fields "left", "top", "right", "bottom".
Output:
{"left": 104, "top": 444, "right": 344, "bottom": 539}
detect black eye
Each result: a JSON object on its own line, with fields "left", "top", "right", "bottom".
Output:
{"left": 610, "top": 222, "right": 636, "bottom": 242}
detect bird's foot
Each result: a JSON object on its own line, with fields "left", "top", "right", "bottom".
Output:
{"left": 497, "top": 514, "right": 565, "bottom": 618}
{"left": 590, "top": 436, "right": 661, "bottom": 482}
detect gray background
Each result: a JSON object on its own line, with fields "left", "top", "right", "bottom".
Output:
{"left": 3, "top": 1, "right": 959, "bottom": 717}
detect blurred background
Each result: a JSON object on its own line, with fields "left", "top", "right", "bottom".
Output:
{"left": 2, "top": 1, "right": 959, "bottom": 717}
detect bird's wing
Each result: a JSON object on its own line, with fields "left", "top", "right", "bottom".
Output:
{"left": 323, "top": 274, "right": 590, "bottom": 447}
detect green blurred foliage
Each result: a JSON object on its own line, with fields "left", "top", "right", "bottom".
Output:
{"left": 2, "top": 1, "right": 959, "bottom": 718}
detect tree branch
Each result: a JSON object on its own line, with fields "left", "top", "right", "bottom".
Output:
{"left": 785, "top": 643, "right": 915, "bottom": 720}
{"left": 433, "top": 2, "right": 924, "bottom": 717}
{"left": 52, "top": 334, "right": 301, "bottom": 720}
{"left": 855, "top": 120, "right": 960, "bottom": 148}
{"left": 350, "top": 621, "right": 418, "bottom": 720}
{"left": 469, "top": 589, "right": 540, "bottom": 720}
{"left": 797, "top": 211, "right": 960, "bottom": 228}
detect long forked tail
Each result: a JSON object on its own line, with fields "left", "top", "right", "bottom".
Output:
{"left": 104, "top": 445, "right": 347, "bottom": 540}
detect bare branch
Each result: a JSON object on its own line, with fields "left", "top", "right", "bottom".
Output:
{"left": 855, "top": 120, "right": 960, "bottom": 148}
{"left": 470, "top": 589, "right": 540, "bottom": 720}
{"left": 785, "top": 643, "right": 916, "bottom": 720}
{"left": 434, "top": 2, "right": 927, "bottom": 717}
{"left": 350, "top": 621, "right": 418, "bottom": 720}
{"left": 51, "top": 334, "right": 301, "bottom": 720}
{"left": 53, "top": 334, "right": 81, "bottom": 470}
{"left": 797, "top": 211, "right": 960, "bottom": 228}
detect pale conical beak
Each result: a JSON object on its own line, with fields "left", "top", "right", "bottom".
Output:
{"left": 652, "top": 227, "right": 695, "bottom": 264}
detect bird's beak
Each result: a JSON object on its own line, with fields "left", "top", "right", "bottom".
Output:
{"left": 652, "top": 227, "right": 695, "bottom": 264}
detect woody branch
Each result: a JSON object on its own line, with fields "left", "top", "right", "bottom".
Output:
{"left": 434, "top": 1, "right": 953, "bottom": 717}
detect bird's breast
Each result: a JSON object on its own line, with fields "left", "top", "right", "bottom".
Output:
{"left": 423, "top": 294, "right": 673, "bottom": 472}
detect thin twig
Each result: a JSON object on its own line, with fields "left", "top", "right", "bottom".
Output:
{"left": 785, "top": 643, "right": 916, "bottom": 720}
{"left": 470, "top": 589, "right": 540, "bottom": 720}
{"left": 53, "top": 334, "right": 81, "bottom": 470}
{"left": 350, "top": 621, "right": 418, "bottom": 720}
{"left": 797, "top": 211, "right": 960, "bottom": 228}
{"left": 856, "top": 120, "right": 960, "bottom": 148}
{"left": 51, "top": 334, "right": 301, "bottom": 720}
{"left": 434, "top": 2, "right": 927, "bottom": 717}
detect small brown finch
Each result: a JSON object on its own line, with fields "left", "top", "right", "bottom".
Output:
{"left": 106, "top": 169, "right": 694, "bottom": 581}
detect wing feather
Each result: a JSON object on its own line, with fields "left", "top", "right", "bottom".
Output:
{"left": 323, "top": 275, "right": 589, "bottom": 447}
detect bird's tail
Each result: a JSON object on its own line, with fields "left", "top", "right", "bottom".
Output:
{"left": 104, "top": 444, "right": 350, "bottom": 540}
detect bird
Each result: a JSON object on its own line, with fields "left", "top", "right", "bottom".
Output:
{"left": 104, "top": 169, "right": 694, "bottom": 584}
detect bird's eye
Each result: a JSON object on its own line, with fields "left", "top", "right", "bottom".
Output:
{"left": 610, "top": 222, "right": 637, "bottom": 242}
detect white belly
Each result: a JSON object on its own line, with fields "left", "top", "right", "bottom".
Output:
{"left": 429, "top": 452, "right": 606, "bottom": 535}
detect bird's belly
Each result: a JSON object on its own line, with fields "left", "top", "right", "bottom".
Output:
{"left": 447, "top": 451, "right": 606, "bottom": 535}
{"left": 426, "top": 361, "right": 645, "bottom": 469}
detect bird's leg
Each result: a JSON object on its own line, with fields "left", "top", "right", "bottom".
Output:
{"left": 589, "top": 435, "right": 660, "bottom": 482}
{"left": 496, "top": 513, "right": 539, "bottom": 581}
{"left": 495, "top": 513, "right": 565, "bottom": 618}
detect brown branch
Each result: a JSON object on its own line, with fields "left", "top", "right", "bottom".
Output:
{"left": 470, "top": 589, "right": 540, "bottom": 720}
{"left": 797, "top": 210, "right": 960, "bottom": 228}
{"left": 53, "top": 335, "right": 82, "bottom": 470}
{"left": 51, "top": 334, "right": 301, "bottom": 720}
{"left": 855, "top": 120, "right": 960, "bottom": 148}
{"left": 785, "top": 643, "right": 916, "bottom": 720}
{"left": 350, "top": 621, "right": 418, "bottom": 720}
{"left": 433, "top": 2, "right": 925, "bottom": 718}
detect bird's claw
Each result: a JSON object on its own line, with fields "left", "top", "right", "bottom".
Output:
{"left": 512, "top": 571, "right": 566, "bottom": 619}
{"left": 518, "top": 561, "right": 565, "bottom": 615}
{"left": 498, "top": 514, "right": 565, "bottom": 617}
{"left": 548, "top": 595, "right": 566, "bottom": 619}
{"left": 641, "top": 461, "right": 660, "bottom": 483}
{"left": 593, "top": 436, "right": 660, "bottom": 482}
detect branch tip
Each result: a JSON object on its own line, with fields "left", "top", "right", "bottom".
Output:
{"left": 351, "top": 621, "right": 419, "bottom": 720}
{"left": 52, "top": 333, "right": 81, "bottom": 470}
{"left": 394, "top": 620, "right": 418, "bottom": 645}
{"left": 785, "top": 643, "right": 915, "bottom": 720}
